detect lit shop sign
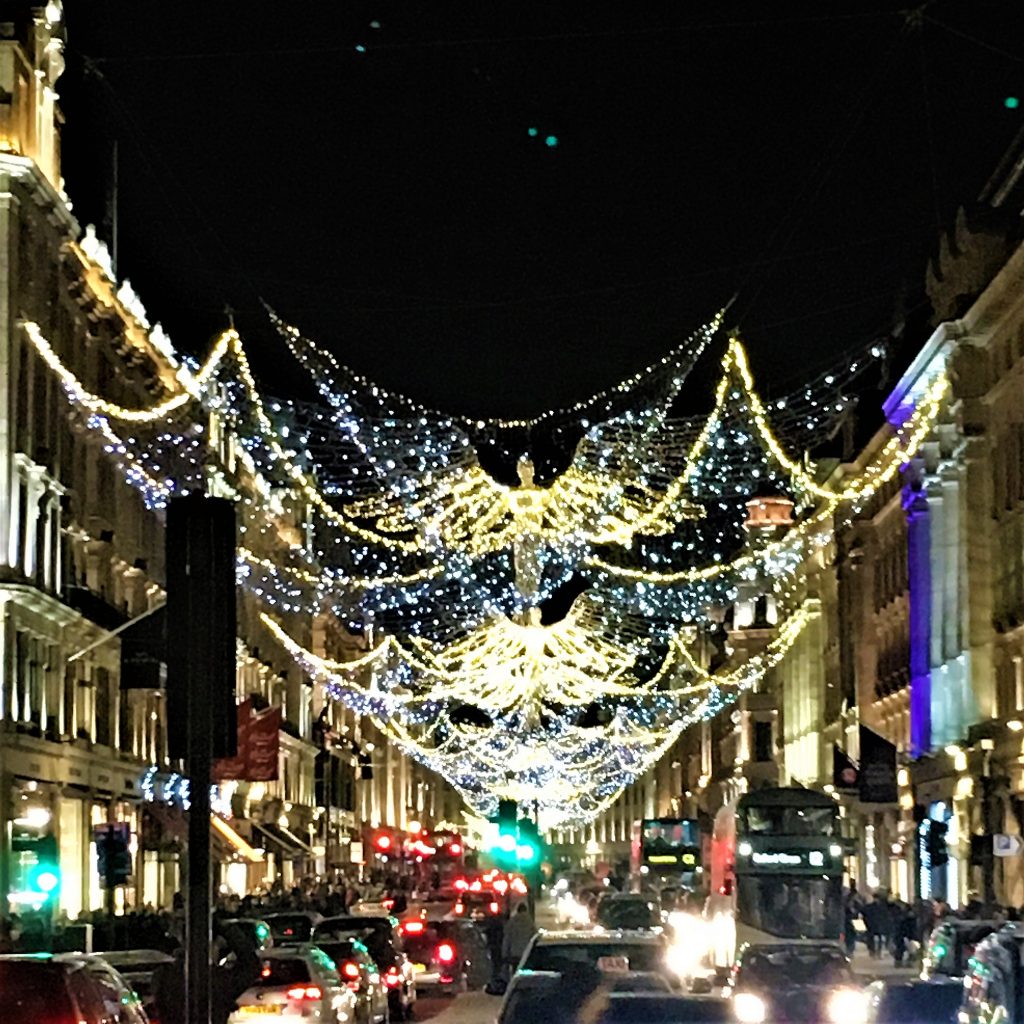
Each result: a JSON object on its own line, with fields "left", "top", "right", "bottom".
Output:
{"left": 745, "top": 848, "right": 836, "bottom": 868}
{"left": 648, "top": 851, "right": 699, "bottom": 866}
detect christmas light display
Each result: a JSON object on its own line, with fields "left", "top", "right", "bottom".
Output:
{"left": 23, "top": 288, "right": 946, "bottom": 825}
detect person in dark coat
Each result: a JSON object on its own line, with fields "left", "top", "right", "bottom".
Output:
{"left": 154, "top": 925, "right": 259, "bottom": 1024}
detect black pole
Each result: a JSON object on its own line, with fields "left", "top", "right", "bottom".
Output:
{"left": 187, "top": 727, "right": 213, "bottom": 1024}
{"left": 168, "top": 495, "right": 237, "bottom": 1024}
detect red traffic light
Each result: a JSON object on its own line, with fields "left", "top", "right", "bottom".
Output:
{"left": 374, "top": 833, "right": 393, "bottom": 852}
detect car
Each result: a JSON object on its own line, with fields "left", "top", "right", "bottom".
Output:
{"left": 922, "top": 919, "right": 1000, "bottom": 980}
{"left": 498, "top": 969, "right": 700, "bottom": 1024}
{"left": 727, "top": 942, "right": 864, "bottom": 1024}
{"left": 97, "top": 948, "right": 174, "bottom": 1021}
{"left": 594, "top": 894, "right": 661, "bottom": 932}
{"left": 219, "top": 917, "right": 274, "bottom": 952}
{"left": 598, "top": 993, "right": 732, "bottom": 1024}
{"left": 227, "top": 945, "right": 357, "bottom": 1024}
{"left": 314, "top": 915, "right": 417, "bottom": 1021}
{"left": 864, "top": 978, "right": 964, "bottom": 1024}
{"left": 451, "top": 890, "right": 504, "bottom": 921}
{"left": 314, "top": 936, "right": 390, "bottom": 1024}
{"left": 515, "top": 930, "right": 678, "bottom": 987}
{"left": 960, "top": 923, "right": 1024, "bottom": 1024}
{"left": 263, "top": 911, "right": 323, "bottom": 945}
{"left": 399, "top": 920, "right": 482, "bottom": 996}
{"left": 0, "top": 952, "right": 148, "bottom": 1024}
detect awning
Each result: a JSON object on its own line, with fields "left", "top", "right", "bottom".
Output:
{"left": 254, "top": 822, "right": 314, "bottom": 861}
{"left": 212, "top": 815, "right": 264, "bottom": 863}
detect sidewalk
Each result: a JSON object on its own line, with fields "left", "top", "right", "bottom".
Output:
{"left": 851, "top": 945, "right": 921, "bottom": 982}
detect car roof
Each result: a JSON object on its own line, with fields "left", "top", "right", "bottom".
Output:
{"left": 264, "top": 911, "right": 320, "bottom": 920}
{"left": 95, "top": 950, "right": 174, "bottom": 965}
{"left": 533, "top": 930, "right": 663, "bottom": 944}
{"left": 259, "top": 945, "right": 320, "bottom": 959}
{"left": 739, "top": 942, "right": 847, "bottom": 957}
{"left": 0, "top": 953, "right": 95, "bottom": 965}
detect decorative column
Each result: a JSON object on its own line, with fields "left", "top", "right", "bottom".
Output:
{"left": 904, "top": 483, "right": 932, "bottom": 757}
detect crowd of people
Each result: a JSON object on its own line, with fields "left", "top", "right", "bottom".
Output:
{"left": 843, "top": 885, "right": 1020, "bottom": 966}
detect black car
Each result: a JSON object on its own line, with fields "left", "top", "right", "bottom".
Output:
{"left": 728, "top": 942, "right": 862, "bottom": 1024}
{"left": 595, "top": 895, "right": 660, "bottom": 932}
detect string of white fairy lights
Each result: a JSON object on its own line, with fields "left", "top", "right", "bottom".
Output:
{"left": 23, "top": 309, "right": 944, "bottom": 825}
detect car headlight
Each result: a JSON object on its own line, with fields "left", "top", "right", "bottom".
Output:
{"left": 826, "top": 988, "right": 868, "bottom": 1024}
{"left": 734, "top": 992, "right": 767, "bottom": 1024}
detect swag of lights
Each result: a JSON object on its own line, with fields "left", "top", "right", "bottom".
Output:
{"left": 22, "top": 301, "right": 947, "bottom": 826}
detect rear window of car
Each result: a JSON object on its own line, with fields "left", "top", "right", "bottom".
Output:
{"left": 258, "top": 957, "right": 312, "bottom": 986}
{"left": 739, "top": 949, "right": 851, "bottom": 986}
{"left": 268, "top": 916, "right": 314, "bottom": 942}
{"left": 0, "top": 961, "right": 78, "bottom": 1023}
{"left": 317, "top": 921, "right": 397, "bottom": 963}
{"left": 523, "top": 942, "right": 665, "bottom": 975}
{"left": 596, "top": 900, "right": 658, "bottom": 929}
{"left": 403, "top": 927, "right": 445, "bottom": 964}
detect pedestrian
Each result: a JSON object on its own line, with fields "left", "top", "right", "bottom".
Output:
{"left": 501, "top": 903, "right": 536, "bottom": 978}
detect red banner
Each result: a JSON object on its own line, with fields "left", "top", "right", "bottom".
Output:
{"left": 213, "top": 700, "right": 281, "bottom": 781}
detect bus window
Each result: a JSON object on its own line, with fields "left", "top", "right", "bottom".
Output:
{"left": 735, "top": 875, "right": 843, "bottom": 940}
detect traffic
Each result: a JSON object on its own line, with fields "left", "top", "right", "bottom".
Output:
{"left": 2, "top": 787, "right": 1015, "bottom": 1023}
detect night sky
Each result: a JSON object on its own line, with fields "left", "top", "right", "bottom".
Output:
{"left": 60, "top": 2, "right": 1024, "bottom": 421}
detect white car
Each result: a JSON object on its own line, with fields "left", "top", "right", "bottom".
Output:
{"left": 228, "top": 946, "right": 358, "bottom": 1023}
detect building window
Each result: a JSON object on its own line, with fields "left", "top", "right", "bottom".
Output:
{"left": 753, "top": 720, "right": 774, "bottom": 763}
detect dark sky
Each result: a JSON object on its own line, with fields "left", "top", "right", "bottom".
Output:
{"left": 60, "top": 1, "right": 1024, "bottom": 419}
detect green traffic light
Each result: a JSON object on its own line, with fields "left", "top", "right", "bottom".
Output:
{"left": 544, "top": 135, "right": 559, "bottom": 148}
{"left": 29, "top": 862, "right": 60, "bottom": 896}
{"left": 1006, "top": 97, "right": 1020, "bottom": 110}
{"left": 516, "top": 843, "right": 538, "bottom": 864}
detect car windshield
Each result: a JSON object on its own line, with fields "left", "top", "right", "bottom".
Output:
{"left": 523, "top": 942, "right": 666, "bottom": 976}
{"left": 596, "top": 900, "right": 658, "bottom": 930}
{"left": 266, "top": 916, "right": 314, "bottom": 942}
{"left": 257, "top": 957, "right": 312, "bottom": 986}
{"left": 739, "top": 949, "right": 852, "bottom": 987}
{"left": 0, "top": 961, "right": 77, "bottom": 1024}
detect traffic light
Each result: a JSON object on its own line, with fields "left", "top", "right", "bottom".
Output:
{"left": 373, "top": 831, "right": 395, "bottom": 855}
{"left": 497, "top": 800, "right": 517, "bottom": 836}
{"left": 925, "top": 820, "right": 949, "bottom": 867}
{"left": 515, "top": 818, "right": 540, "bottom": 865}
{"left": 96, "top": 825, "right": 132, "bottom": 887}
{"left": 27, "top": 834, "right": 60, "bottom": 900}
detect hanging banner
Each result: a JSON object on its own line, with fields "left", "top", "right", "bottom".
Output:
{"left": 858, "top": 725, "right": 898, "bottom": 804}
{"left": 248, "top": 705, "right": 282, "bottom": 781}
{"left": 832, "top": 744, "right": 859, "bottom": 790}
{"left": 213, "top": 701, "right": 281, "bottom": 781}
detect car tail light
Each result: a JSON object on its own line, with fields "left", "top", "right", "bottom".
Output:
{"left": 403, "top": 920, "right": 424, "bottom": 935}
{"left": 511, "top": 877, "right": 528, "bottom": 895}
{"left": 453, "top": 903, "right": 465, "bottom": 915}
{"left": 469, "top": 880, "right": 482, "bottom": 892}
{"left": 385, "top": 968, "right": 402, "bottom": 988}
{"left": 343, "top": 962, "right": 361, "bottom": 980}
{"left": 454, "top": 878, "right": 468, "bottom": 891}
{"left": 493, "top": 879, "right": 509, "bottom": 894}
{"left": 287, "top": 985, "right": 322, "bottom": 1000}
{"left": 437, "top": 942, "right": 456, "bottom": 964}
{"left": 261, "top": 965, "right": 272, "bottom": 978}
{"left": 382, "top": 898, "right": 395, "bottom": 911}
{"left": 450, "top": 843, "right": 462, "bottom": 855}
